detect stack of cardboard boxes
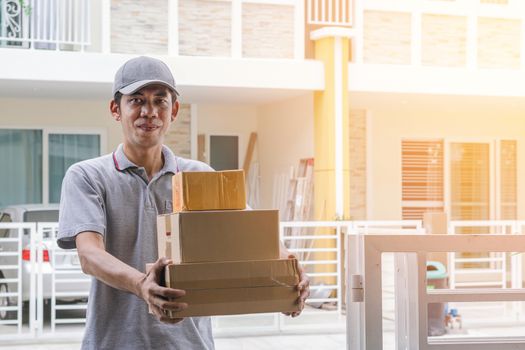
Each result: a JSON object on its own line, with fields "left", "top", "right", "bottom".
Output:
{"left": 154, "top": 170, "right": 300, "bottom": 318}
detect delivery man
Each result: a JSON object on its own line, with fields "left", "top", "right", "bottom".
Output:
{"left": 57, "top": 56, "right": 310, "bottom": 350}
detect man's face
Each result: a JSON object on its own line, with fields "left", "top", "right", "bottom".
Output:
{"left": 110, "top": 85, "right": 179, "bottom": 149}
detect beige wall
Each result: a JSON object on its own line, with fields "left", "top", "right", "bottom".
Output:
{"left": 350, "top": 92, "right": 525, "bottom": 220}
{"left": 349, "top": 110, "right": 367, "bottom": 220}
{"left": 422, "top": 14, "right": 467, "bottom": 67}
{"left": 0, "top": 97, "right": 190, "bottom": 158}
{"left": 364, "top": 11, "right": 411, "bottom": 65}
{"left": 111, "top": 0, "right": 168, "bottom": 54}
{"left": 0, "top": 97, "right": 121, "bottom": 152}
{"left": 179, "top": 0, "right": 232, "bottom": 57}
{"left": 478, "top": 17, "right": 521, "bottom": 69}
{"left": 178, "top": 1, "right": 294, "bottom": 58}
{"left": 257, "top": 93, "right": 314, "bottom": 210}
{"left": 242, "top": 3, "right": 294, "bottom": 59}
{"left": 165, "top": 104, "right": 191, "bottom": 159}
{"left": 196, "top": 104, "right": 258, "bottom": 166}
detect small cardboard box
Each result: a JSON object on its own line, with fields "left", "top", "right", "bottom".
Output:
{"left": 156, "top": 210, "right": 280, "bottom": 263}
{"left": 172, "top": 170, "right": 246, "bottom": 212}
{"left": 165, "top": 258, "right": 300, "bottom": 318}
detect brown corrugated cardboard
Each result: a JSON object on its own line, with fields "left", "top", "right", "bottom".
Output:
{"left": 156, "top": 214, "right": 173, "bottom": 260}
{"left": 164, "top": 258, "right": 300, "bottom": 317}
{"left": 157, "top": 210, "right": 279, "bottom": 263}
{"left": 172, "top": 170, "right": 246, "bottom": 211}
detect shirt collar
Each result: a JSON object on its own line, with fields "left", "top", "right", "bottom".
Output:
{"left": 112, "top": 143, "right": 179, "bottom": 174}
{"left": 160, "top": 145, "right": 179, "bottom": 174}
{"left": 112, "top": 144, "right": 136, "bottom": 171}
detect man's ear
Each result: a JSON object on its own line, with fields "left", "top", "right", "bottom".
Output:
{"left": 110, "top": 100, "right": 121, "bottom": 121}
{"left": 171, "top": 100, "right": 180, "bottom": 122}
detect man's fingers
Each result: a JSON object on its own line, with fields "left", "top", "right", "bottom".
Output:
{"left": 299, "top": 288, "right": 310, "bottom": 301}
{"left": 159, "top": 315, "right": 185, "bottom": 324}
{"left": 151, "top": 285, "right": 186, "bottom": 299}
{"left": 160, "top": 301, "right": 188, "bottom": 312}
{"left": 150, "top": 295, "right": 188, "bottom": 311}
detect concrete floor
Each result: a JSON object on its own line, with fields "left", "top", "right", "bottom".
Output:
{"left": 0, "top": 332, "right": 346, "bottom": 350}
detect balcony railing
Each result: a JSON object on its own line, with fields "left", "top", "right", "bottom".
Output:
{"left": 0, "top": 0, "right": 91, "bottom": 51}
{"left": 307, "top": 0, "right": 354, "bottom": 27}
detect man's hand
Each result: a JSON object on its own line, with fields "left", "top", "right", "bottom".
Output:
{"left": 141, "top": 257, "right": 188, "bottom": 324}
{"left": 284, "top": 254, "right": 310, "bottom": 318}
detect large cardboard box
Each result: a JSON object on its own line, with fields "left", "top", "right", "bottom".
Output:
{"left": 164, "top": 258, "right": 300, "bottom": 318}
{"left": 156, "top": 210, "right": 280, "bottom": 263}
{"left": 172, "top": 170, "right": 246, "bottom": 211}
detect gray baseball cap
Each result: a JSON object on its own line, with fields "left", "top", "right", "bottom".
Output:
{"left": 112, "top": 56, "right": 179, "bottom": 96}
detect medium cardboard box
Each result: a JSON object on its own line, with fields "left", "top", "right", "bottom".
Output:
{"left": 156, "top": 215, "right": 172, "bottom": 260}
{"left": 172, "top": 170, "right": 246, "bottom": 211}
{"left": 164, "top": 258, "right": 300, "bottom": 318}
{"left": 156, "top": 210, "right": 280, "bottom": 263}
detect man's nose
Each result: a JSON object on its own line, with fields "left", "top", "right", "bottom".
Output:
{"left": 140, "top": 101, "right": 158, "bottom": 118}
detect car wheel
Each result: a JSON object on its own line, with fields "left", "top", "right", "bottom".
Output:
{"left": 0, "top": 282, "right": 14, "bottom": 320}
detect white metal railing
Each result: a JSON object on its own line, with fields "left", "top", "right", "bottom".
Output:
{"left": 448, "top": 221, "right": 518, "bottom": 290}
{"left": 0, "top": 222, "right": 37, "bottom": 339}
{"left": 212, "top": 220, "right": 348, "bottom": 335}
{"left": 0, "top": 0, "right": 91, "bottom": 51}
{"left": 0, "top": 223, "right": 28, "bottom": 337}
{"left": 347, "top": 234, "right": 525, "bottom": 350}
{"left": 38, "top": 223, "right": 88, "bottom": 334}
{"left": 307, "top": 0, "right": 354, "bottom": 27}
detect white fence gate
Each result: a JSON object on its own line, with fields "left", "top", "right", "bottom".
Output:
{"left": 347, "top": 233, "right": 525, "bottom": 349}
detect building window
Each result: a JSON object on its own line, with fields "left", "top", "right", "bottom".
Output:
{"left": 0, "top": 129, "right": 43, "bottom": 207}
{"left": 401, "top": 139, "right": 444, "bottom": 220}
{"left": 401, "top": 139, "right": 516, "bottom": 222}
{"left": 48, "top": 133, "right": 100, "bottom": 203}
{"left": 0, "top": 129, "right": 101, "bottom": 207}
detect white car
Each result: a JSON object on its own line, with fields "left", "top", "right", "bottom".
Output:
{"left": 0, "top": 204, "right": 90, "bottom": 320}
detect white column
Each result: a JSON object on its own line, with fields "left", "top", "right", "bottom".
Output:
{"left": 168, "top": 0, "right": 179, "bottom": 56}
{"left": 466, "top": 9, "right": 478, "bottom": 70}
{"left": 231, "top": 0, "right": 242, "bottom": 58}
{"left": 190, "top": 104, "right": 198, "bottom": 160}
{"left": 411, "top": 2, "right": 422, "bottom": 66}
{"left": 101, "top": 0, "right": 111, "bottom": 54}
{"left": 353, "top": 0, "right": 364, "bottom": 63}
{"left": 294, "top": 0, "right": 305, "bottom": 59}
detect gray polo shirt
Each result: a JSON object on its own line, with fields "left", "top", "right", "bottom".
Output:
{"left": 58, "top": 144, "right": 214, "bottom": 350}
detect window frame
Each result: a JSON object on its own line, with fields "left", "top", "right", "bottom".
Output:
{"left": 401, "top": 137, "right": 516, "bottom": 221}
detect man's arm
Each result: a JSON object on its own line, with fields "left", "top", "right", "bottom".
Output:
{"left": 76, "top": 231, "right": 187, "bottom": 324}
{"left": 280, "top": 241, "right": 310, "bottom": 317}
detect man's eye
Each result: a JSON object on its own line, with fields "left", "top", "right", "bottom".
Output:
{"left": 130, "top": 98, "right": 142, "bottom": 104}
{"left": 156, "top": 99, "right": 168, "bottom": 104}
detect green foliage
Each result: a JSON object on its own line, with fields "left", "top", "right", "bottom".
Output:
{"left": 18, "top": 0, "right": 32, "bottom": 16}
